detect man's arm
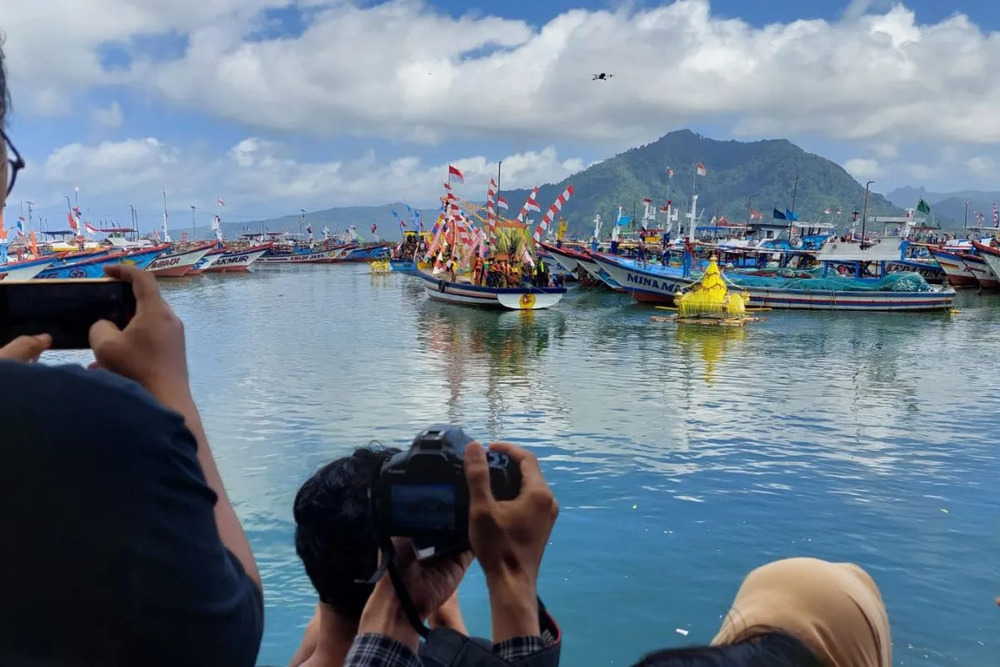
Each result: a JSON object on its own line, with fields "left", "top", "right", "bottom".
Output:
{"left": 465, "top": 442, "right": 559, "bottom": 656}
{"left": 90, "top": 264, "right": 260, "bottom": 589}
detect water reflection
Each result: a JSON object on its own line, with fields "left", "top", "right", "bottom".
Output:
{"left": 673, "top": 324, "right": 747, "bottom": 386}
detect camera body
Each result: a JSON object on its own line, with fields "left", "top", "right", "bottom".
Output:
{"left": 373, "top": 425, "right": 520, "bottom": 558}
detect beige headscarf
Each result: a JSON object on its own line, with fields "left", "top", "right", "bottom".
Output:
{"left": 711, "top": 558, "right": 891, "bottom": 667}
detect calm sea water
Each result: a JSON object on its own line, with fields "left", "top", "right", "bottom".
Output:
{"left": 123, "top": 268, "right": 999, "bottom": 665}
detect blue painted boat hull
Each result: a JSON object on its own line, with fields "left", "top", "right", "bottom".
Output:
{"left": 37, "top": 248, "right": 164, "bottom": 279}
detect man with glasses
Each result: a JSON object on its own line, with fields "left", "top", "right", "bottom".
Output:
{"left": 0, "top": 41, "right": 264, "bottom": 666}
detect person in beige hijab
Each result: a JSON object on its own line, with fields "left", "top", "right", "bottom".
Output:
{"left": 632, "top": 558, "right": 891, "bottom": 667}
{"left": 712, "top": 558, "right": 891, "bottom": 667}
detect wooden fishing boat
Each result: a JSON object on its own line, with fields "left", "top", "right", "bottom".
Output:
{"left": 257, "top": 244, "right": 352, "bottom": 264}
{"left": 416, "top": 271, "right": 566, "bottom": 310}
{"left": 0, "top": 256, "right": 55, "bottom": 281}
{"left": 928, "top": 247, "right": 978, "bottom": 286}
{"left": 37, "top": 246, "right": 166, "bottom": 279}
{"left": 146, "top": 243, "right": 215, "bottom": 277}
{"left": 202, "top": 244, "right": 271, "bottom": 273}
{"left": 970, "top": 241, "right": 1000, "bottom": 288}
{"left": 592, "top": 252, "right": 955, "bottom": 311}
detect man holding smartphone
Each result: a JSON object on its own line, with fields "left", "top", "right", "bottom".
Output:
{"left": 0, "top": 41, "right": 263, "bottom": 666}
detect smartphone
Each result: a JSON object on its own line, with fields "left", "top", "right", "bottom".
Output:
{"left": 0, "top": 279, "right": 136, "bottom": 350}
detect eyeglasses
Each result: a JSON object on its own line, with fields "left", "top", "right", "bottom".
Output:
{"left": 1, "top": 128, "right": 25, "bottom": 198}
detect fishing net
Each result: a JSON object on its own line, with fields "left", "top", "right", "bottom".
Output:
{"left": 677, "top": 258, "right": 749, "bottom": 318}
{"left": 724, "top": 271, "right": 933, "bottom": 293}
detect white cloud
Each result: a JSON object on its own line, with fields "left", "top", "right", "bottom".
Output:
{"left": 92, "top": 101, "right": 124, "bottom": 128}
{"left": 844, "top": 158, "right": 884, "bottom": 180}
{"left": 6, "top": 1, "right": 1000, "bottom": 149}
{"left": 32, "top": 135, "right": 584, "bottom": 217}
{"left": 966, "top": 155, "right": 995, "bottom": 179}
{"left": 871, "top": 142, "right": 898, "bottom": 159}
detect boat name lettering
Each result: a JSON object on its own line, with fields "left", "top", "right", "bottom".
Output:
{"left": 626, "top": 273, "right": 662, "bottom": 290}
{"left": 151, "top": 256, "right": 181, "bottom": 268}
{"left": 216, "top": 254, "right": 250, "bottom": 266}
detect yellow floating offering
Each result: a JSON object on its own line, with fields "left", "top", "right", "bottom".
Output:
{"left": 370, "top": 259, "right": 391, "bottom": 274}
{"left": 675, "top": 256, "right": 748, "bottom": 320}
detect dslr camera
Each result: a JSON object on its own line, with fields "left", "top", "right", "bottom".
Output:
{"left": 373, "top": 425, "right": 521, "bottom": 558}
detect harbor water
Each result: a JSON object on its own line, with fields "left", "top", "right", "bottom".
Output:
{"left": 92, "top": 266, "right": 1000, "bottom": 665}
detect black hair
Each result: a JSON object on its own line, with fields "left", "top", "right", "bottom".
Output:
{"left": 632, "top": 633, "right": 824, "bottom": 667}
{"left": 293, "top": 446, "right": 400, "bottom": 621}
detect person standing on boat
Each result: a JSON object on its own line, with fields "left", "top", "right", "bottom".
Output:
{"left": 0, "top": 43, "right": 262, "bottom": 665}
{"left": 682, "top": 238, "right": 695, "bottom": 278}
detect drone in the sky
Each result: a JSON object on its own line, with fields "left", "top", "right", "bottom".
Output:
{"left": 591, "top": 72, "right": 613, "bottom": 81}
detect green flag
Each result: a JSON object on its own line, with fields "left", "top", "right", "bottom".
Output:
{"left": 917, "top": 199, "right": 931, "bottom": 214}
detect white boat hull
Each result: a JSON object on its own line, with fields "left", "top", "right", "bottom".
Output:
{"left": 146, "top": 246, "right": 213, "bottom": 277}
{"left": 0, "top": 261, "right": 52, "bottom": 281}
{"left": 418, "top": 272, "right": 566, "bottom": 310}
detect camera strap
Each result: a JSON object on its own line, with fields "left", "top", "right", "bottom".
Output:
{"left": 418, "top": 599, "right": 562, "bottom": 667}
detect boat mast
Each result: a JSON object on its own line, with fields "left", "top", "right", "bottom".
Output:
{"left": 789, "top": 173, "right": 798, "bottom": 239}
{"left": 162, "top": 187, "right": 171, "bottom": 243}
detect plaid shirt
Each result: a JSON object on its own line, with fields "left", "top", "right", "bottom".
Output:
{"left": 345, "top": 632, "right": 547, "bottom": 667}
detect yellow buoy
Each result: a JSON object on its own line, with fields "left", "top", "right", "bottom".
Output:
{"left": 675, "top": 256, "right": 748, "bottom": 319}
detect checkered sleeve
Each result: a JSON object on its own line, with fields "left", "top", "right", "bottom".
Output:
{"left": 494, "top": 635, "right": 548, "bottom": 663}
{"left": 344, "top": 633, "right": 421, "bottom": 667}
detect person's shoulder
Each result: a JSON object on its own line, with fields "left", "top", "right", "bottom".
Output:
{"left": 1, "top": 361, "right": 156, "bottom": 406}
{"left": 0, "top": 362, "right": 187, "bottom": 444}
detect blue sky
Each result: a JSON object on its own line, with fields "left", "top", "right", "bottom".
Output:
{"left": 4, "top": 0, "right": 1000, "bottom": 230}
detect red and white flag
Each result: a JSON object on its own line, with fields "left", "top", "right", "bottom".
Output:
{"left": 448, "top": 165, "right": 465, "bottom": 183}
{"left": 667, "top": 167, "right": 674, "bottom": 179}
{"left": 66, "top": 212, "right": 78, "bottom": 231}
{"left": 993, "top": 203, "right": 999, "bottom": 228}
{"left": 486, "top": 178, "right": 497, "bottom": 233}
{"left": 85, "top": 222, "right": 98, "bottom": 234}
{"left": 371, "top": 223, "right": 378, "bottom": 234}
{"left": 643, "top": 197, "right": 652, "bottom": 204}
{"left": 217, "top": 198, "right": 225, "bottom": 207}
{"left": 696, "top": 163, "right": 707, "bottom": 177}
{"left": 518, "top": 187, "right": 541, "bottom": 223}
{"left": 533, "top": 185, "right": 574, "bottom": 243}
{"left": 497, "top": 195, "right": 508, "bottom": 210}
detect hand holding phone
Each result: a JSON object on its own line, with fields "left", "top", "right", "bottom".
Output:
{"left": 0, "top": 279, "right": 135, "bottom": 350}
{"left": 89, "top": 264, "right": 188, "bottom": 401}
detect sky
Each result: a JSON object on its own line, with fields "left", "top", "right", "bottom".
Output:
{"left": 3, "top": 0, "right": 1000, "bottom": 230}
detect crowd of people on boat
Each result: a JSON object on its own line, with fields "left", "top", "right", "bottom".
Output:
{"left": 468, "top": 254, "right": 562, "bottom": 289}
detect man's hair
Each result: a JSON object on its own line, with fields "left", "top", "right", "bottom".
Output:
{"left": 293, "top": 447, "right": 400, "bottom": 621}
{"left": 632, "top": 633, "right": 823, "bottom": 667}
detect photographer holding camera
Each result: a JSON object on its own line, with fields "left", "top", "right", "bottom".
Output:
{"left": 341, "top": 429, "right": 561, "bottom": 667}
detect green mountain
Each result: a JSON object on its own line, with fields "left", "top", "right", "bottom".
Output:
{"left": 501, "top": 130, "right": 902, "bottom": 237}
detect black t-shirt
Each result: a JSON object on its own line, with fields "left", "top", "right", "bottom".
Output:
{"left": 0, "top": 362, "right": 263, "bottom": 666}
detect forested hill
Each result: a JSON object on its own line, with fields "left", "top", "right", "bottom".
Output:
{"left": 501, "top": 129, "right": 902, "bottom": 237}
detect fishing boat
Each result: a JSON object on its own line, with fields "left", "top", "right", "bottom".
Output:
{"left": 592, "top": 250, "right": 955, "bottom": 311}
{"left": 970, "top": 241, "right": 1000, "bottom": 288}
{"left": 416, "top": 271, "right": 566, "bottom": 310}
{"left": 957, "top": 251, "right": 999, "bottom": 288}
{"left": 541, "top": 242, "right": 622, "bottom": 290}
{"left": 0, "top": 256, "right": 55, "bottom": 281}
{"left": 338, "top": 243, "right": 390, "bottom": 263}
{"left": 202, "top": 244, "right": 271, "bottom": 273}
{"left": 258, "top": 245, "right": 353, "bottom": 264}
{"left": 146, "top": 243, "right": 215, "bottom": 277}
{"left": 36, "top": 246, "right": 166, "bottom": 279}
{"left": 928, "top": 247, "right": 978, "bottom": 287}
{"left": 189, "top": 249, "right": 225, "bottom": 275}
